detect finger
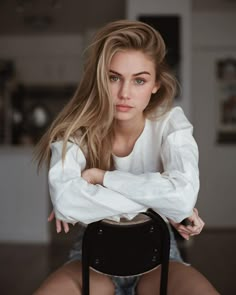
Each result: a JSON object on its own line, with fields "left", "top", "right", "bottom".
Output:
{"left": 187, "top": 214, "right": 201, "bottom": 230}
{"left": 188, "top": 209, "right": 199, "bottom": 224}
{"left": 63, "top": 222, "right": 70, "bottom": 233}
{"left": 177, "top": 231, "right": 190, "bottom": 240}
{"left": 178, "top": 225, "right": 201, "bottom": 237}
{"left": 169, "top": 221, "right": 190, "bottom": 232}
{"left": 187, "top": 222, "right": 203, "bottom": 235}
{"left": 193, "top": 208, "right": 199, "bottom": 215}
{"left": 184, "top": 210, "right": 205, "bottom": 236}
{"left": 177, "top": 227, "right": 192, "bottom": 238}
{"left": 194, "top": 220, "right": 205, "bottom": 234}
{"left": 191, "top": 215, "right": 204, "bottom": 230}
{"left": 193, "top": 217, "right": 204, "bottom": 231}
{"left": 189, "top": 210, "right": 203, "bottom": 229}
{"left": 186, "top": 224, "right": 201, "bottom": 234}
{"left": 56, "top": 219, "right": 62, "bottom": 233}
{"left": 183, "top": 224, "right": 201, "bottom": 236}
{"left": 177, "top": 224, "right": 193, "bottom": 233}
{"left": 168, "top": 220, "right": 194, "bottom": 237}
{"left": 199, "top": 217, "right": 205, "bottom": 228}
{"left": 48, "top": 211, "right": 55, "bottom": 222}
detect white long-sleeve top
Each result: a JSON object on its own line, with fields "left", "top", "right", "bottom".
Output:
{"left": 49, "top": 107, "right": 199, "bottom": 224}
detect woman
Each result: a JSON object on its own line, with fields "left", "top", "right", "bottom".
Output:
{"left": 34, "top": 20, "right": 219, "bottom": 294}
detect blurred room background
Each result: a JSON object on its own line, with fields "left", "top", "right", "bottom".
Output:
{"left": 0, "top": 0, "right": 235, "bottom": 294}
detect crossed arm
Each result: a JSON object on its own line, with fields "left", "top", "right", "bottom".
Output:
{"left": 49, "top": 167, "right": 204, "bottom": 240}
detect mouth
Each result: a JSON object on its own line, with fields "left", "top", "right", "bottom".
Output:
{"left": 115, "top": 104, "right": 133, "bottom": 112}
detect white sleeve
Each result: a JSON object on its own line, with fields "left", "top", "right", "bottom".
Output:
{"left": 49, "top": 141, "right": 147, "bottom": 224}
{"left": 103, "top": 109, "right": 200, "bottom": 223}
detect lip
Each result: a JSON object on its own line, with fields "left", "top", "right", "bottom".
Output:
{"left": 116, "top": 104, "right": 133, "bottom": 112}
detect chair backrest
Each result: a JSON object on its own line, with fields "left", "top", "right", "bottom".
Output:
{"left": 82, "top": 208, "right": 170, "bottom": 295}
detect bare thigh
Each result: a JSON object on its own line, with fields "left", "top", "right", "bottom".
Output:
{"left": 137, "top": 261, "right": 220, "bottom": 295}
{"left": 33, "top": 260, "right": 115, "bottom": 295}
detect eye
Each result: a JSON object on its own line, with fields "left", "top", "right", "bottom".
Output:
{"left": 109, "top": 75, "right": 120, "bottom": 82}
{"left": 135, "top": 78, "right": 145, "bottom": 85}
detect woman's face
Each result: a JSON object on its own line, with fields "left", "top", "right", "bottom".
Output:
{"left": 108, "top": 50, "right": 159, "bottom": 123}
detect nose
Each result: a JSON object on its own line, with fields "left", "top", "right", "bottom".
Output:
{"left": 118, "top": 81, "right": 131, "bottom": 100}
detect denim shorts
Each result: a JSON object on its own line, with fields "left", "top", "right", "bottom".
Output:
{"left": 67, "top": 223, "right": 184, "bottom": 295}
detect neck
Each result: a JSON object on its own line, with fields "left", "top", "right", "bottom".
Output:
{"left": 114, "top": 115, "right": 145, "bottom": 139}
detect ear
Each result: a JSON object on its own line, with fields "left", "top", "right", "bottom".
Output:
{"left": 152, "top": 81, "right": 160, "bottom": 94}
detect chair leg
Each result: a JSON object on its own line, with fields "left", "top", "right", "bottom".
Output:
{"left": 82, "top": 249, "right": 90, "bottom": 295}
{"left": 160, "top": 229, "right": 170, "bottom": 295}
{"left": 160, "top": 261, "right": 168, "bottom": 295}
{"left": 145, "top": 209, "right": 170, "bottom": 295}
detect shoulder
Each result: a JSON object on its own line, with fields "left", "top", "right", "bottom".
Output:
{"left": 161, "top": 107, "right": 197, "bottom": 149}
{"left": 165, "top": 107, "right": 192, "bottom": 128}
{"left": 148, "top": 106, "right": 192, "bottom": 131}
{"left": 159, "top": 106, "right": 193, "bottom": 133}
{"left": 158, "top": 106, "right": 190, "bottom": 122}
{"left": 146, "top": 107, "right": 194, "bottom": 147}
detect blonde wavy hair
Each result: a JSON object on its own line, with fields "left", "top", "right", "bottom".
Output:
{"left": 35, "top": 19, "right": 177, "bottom": 171}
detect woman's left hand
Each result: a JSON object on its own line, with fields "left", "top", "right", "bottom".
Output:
{"left": 81, "top": 168, "right": 105, "bottom": 185}
{"left": 168, "top": 208, "right": 205, "bottom": 240}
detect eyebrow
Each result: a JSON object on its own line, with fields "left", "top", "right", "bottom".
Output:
{"left": 109, "top": 70, "right": 151, "bottom": 76}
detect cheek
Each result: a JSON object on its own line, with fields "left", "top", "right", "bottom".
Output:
{"left": 135, "top": 90, "right": 152, "bottom": 108}
{"left": 109, "top": 84, "right": 118, "bottom": 98}
{"left": 143, "top": 87, "right": 155, "bottom": 105}
{"left": 137, "top": 86, "right": 155, "bottom": 100}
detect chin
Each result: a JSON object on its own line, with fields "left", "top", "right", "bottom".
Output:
{"left": 114, "top": 113, "right": 133, "bottom": 121}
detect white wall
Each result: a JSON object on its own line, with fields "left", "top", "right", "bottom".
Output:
{"left": 192, "top": 12, "right": 236, "bottom": 227}
{"left": 0, "top": 148, "right": 49, "bottom": 242}
{"left": 126, "top": 0, "right": 192, "bottom": 119}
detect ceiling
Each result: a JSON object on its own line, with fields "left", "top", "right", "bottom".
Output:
{"left": 193, "top": 0, "right": 236, "bottom": 11}
{"left": 0, "top": 0, "right": 235, "bottom": 35}
{"left": 0, "top": 0, "right": 126, "bottom": 35}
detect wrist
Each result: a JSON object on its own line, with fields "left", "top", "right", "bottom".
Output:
{"left": 99, "top": 169, "right": 105, "bottom": 185}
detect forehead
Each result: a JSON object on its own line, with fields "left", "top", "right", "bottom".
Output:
{"left": 109, "top": 50, "right": 155, "bottom": 73}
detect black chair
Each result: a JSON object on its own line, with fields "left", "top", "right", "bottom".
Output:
{"left": 82, "top": 208, "right": 170, "bottom": 295}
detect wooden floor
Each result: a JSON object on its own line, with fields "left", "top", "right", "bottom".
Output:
{"left": 0, "top": 229, "right": 235, "bottom": 295}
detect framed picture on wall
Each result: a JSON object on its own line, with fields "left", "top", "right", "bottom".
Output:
{"left": 216, "top": 58, "right": 236, "bottom": 144}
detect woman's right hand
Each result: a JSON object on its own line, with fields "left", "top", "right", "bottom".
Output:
{"left": 48, "top": 210, "right": 70, "bottom": 233}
